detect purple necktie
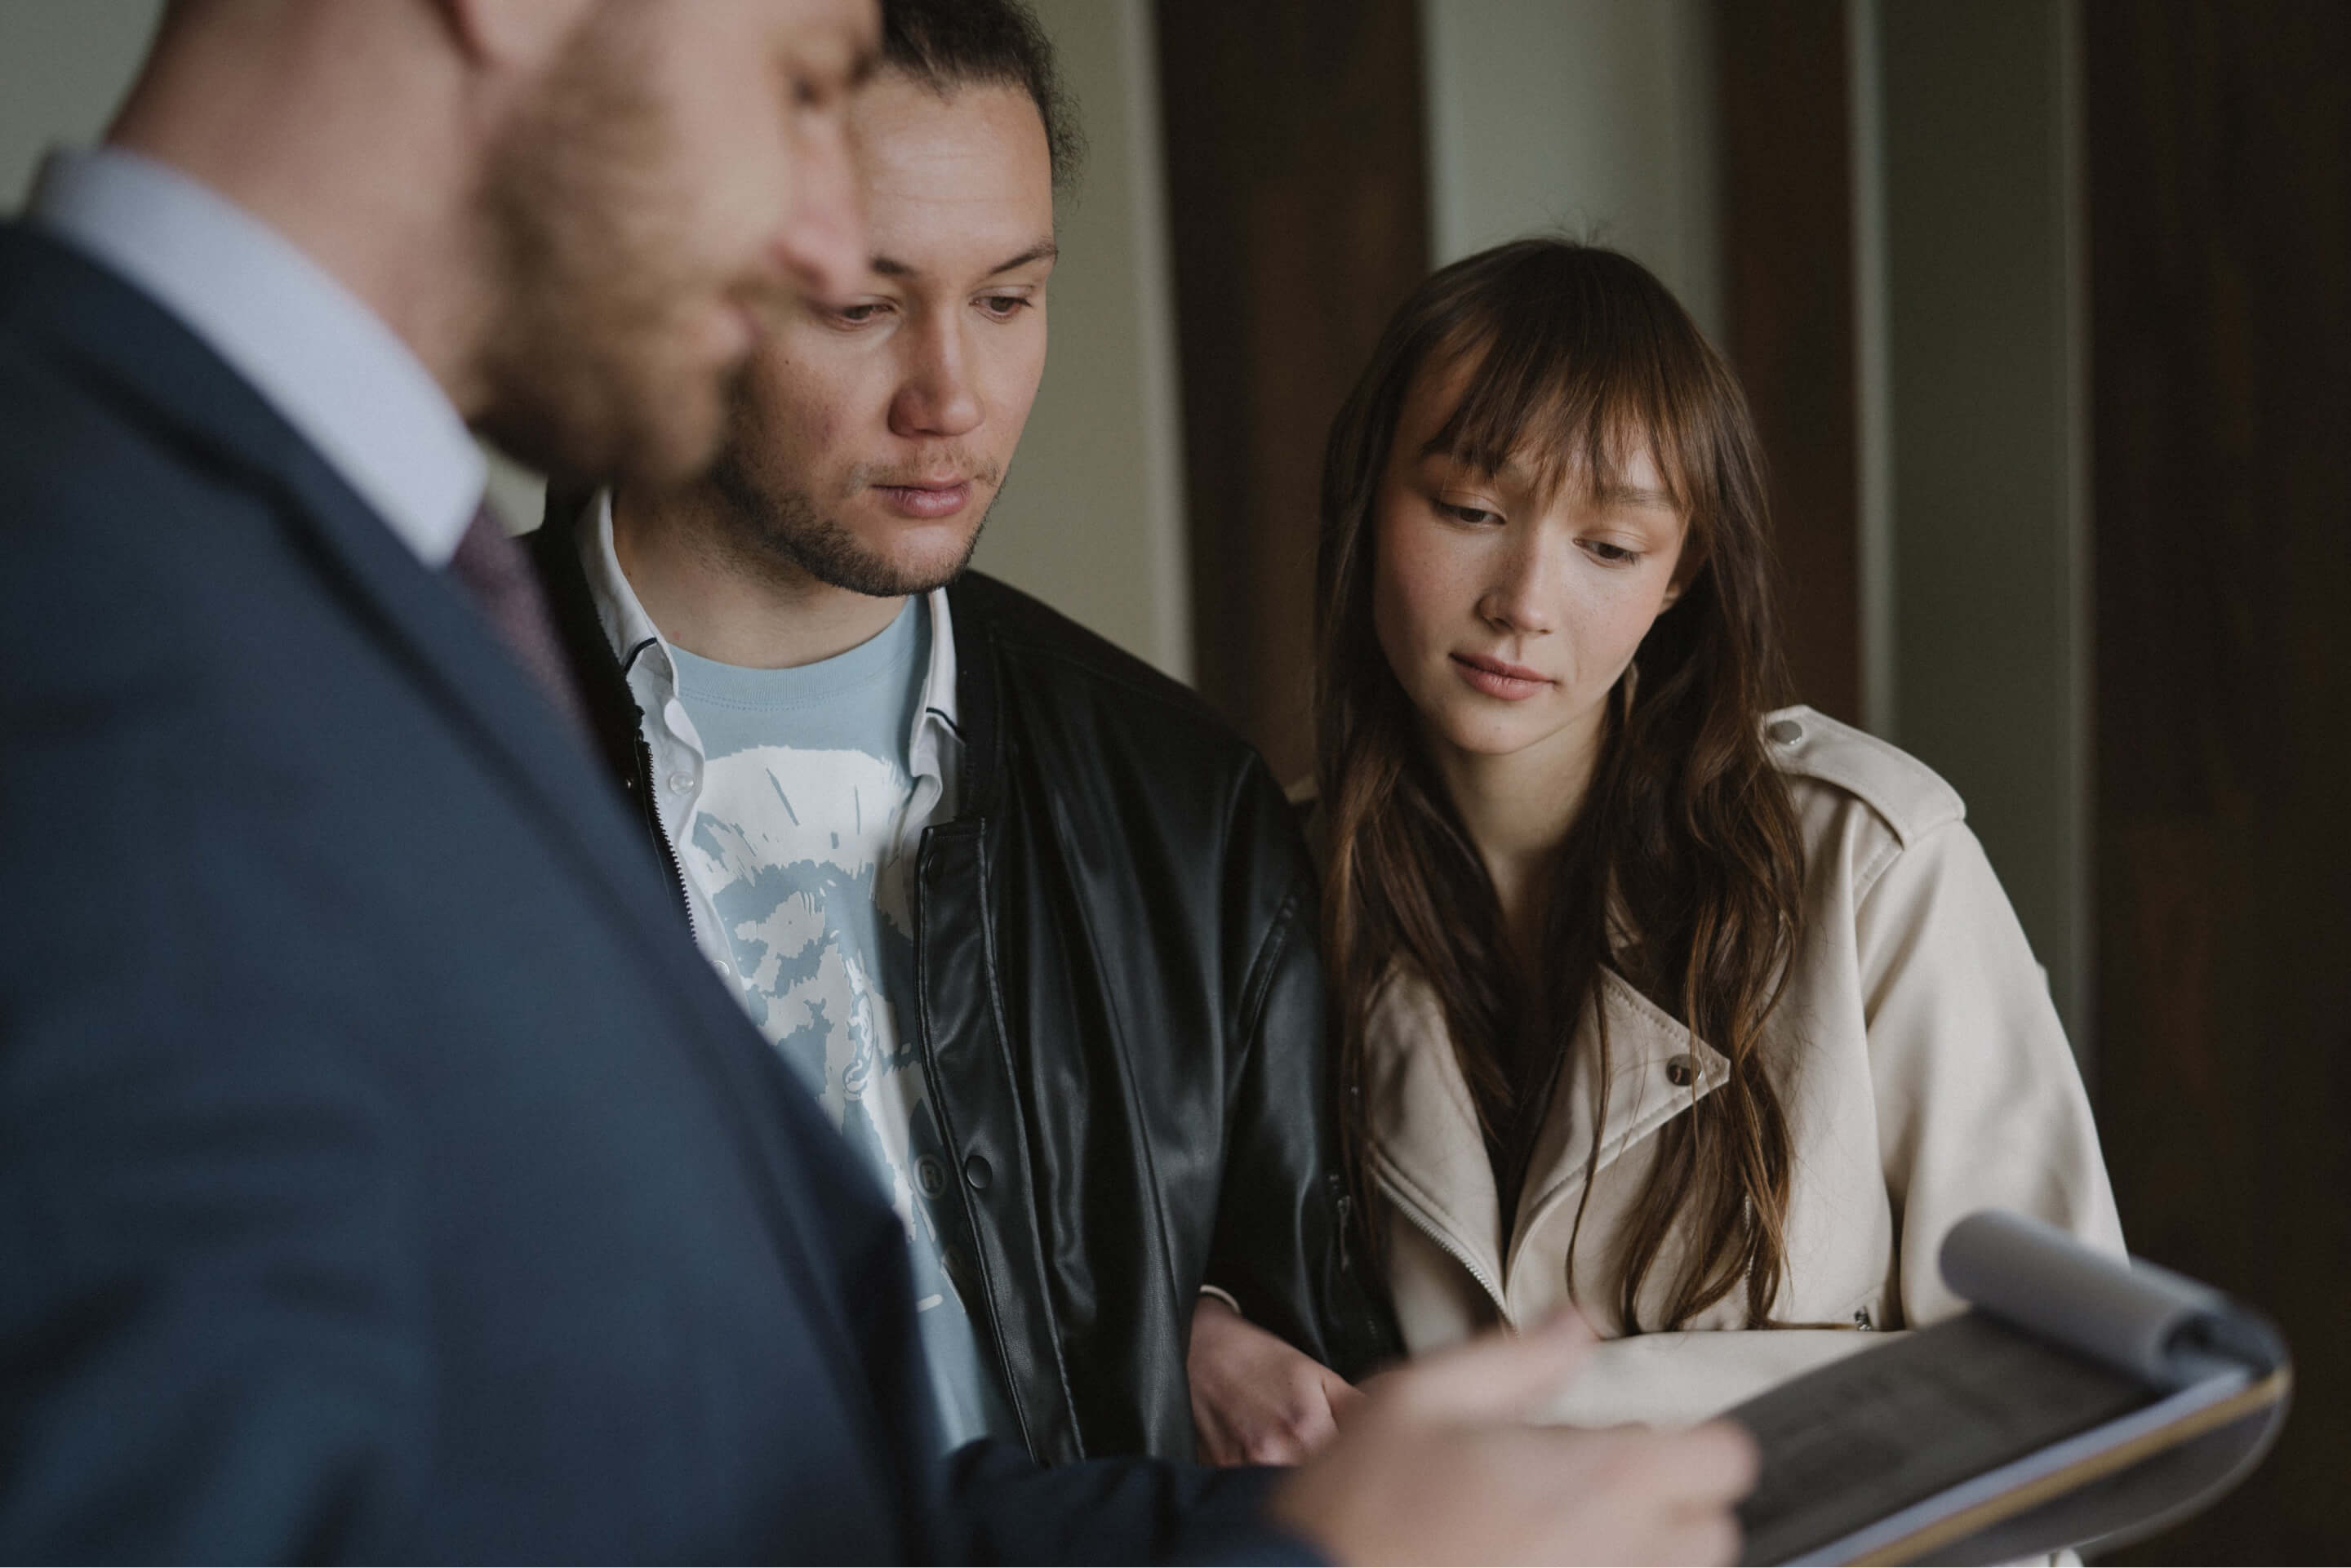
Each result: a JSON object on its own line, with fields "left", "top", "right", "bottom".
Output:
{"left": 446, "top": 502, "right": 591, "bottom": 740}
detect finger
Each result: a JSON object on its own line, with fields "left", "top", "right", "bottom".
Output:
{"left": 1662, "top": 1419, "right": 1762, "bottom": 1504}
{"left": 1645, "top": 1510, "right": 1742, "bottom": 1568}
{"left": 1283, "top": 1384, "right": 1344, "bottom": 1457}
{"left": 1239, "top": 1371, "right": 1342, "bottom": 1465}
{"left": 1194, "top": 1423, "right": 1239, "bottom": 1467}
{"left": 1245, "top": 1432, "right": 1312, "bottom": 1466}
{"left": 1383, "top": 1308, "right": 1596, "bottom": 1423}
{"left": 1193, "top": 1401, "right": 1260, "bottom": 1468}
{"left": 1320, "top": 1367, "right": 1367, "bottom": 1419}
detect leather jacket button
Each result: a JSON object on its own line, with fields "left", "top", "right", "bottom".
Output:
{"left": 1768, "top": 717, "right": 1803, "bottom": 744}
{"left": 1664, "top": 1052, "right": 1699, "bottom": 1086}
{"left": 963, "top": 1153, "right": 993, "bottom": 1191}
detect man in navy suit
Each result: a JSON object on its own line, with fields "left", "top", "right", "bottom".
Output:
{"left": 0, "top": 1, "right": 1756, "bottom": 1561}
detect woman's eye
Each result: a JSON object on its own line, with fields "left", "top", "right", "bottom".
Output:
{"left": 830, "top": 302, "right": 887, "bottom": 326}
{"left": 1436, "top": 500, "right": 1498, "bottom": 526}
{"left": 1581, "top": 539, "right": 1643, "bottom": 565}
{"left": 978, "top": 295, "right": 1031, "bottom": 320}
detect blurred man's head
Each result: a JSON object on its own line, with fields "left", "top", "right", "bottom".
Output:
{"left": 688, "top": 0, "right": 1073, "bottom": 598}
{"left": 468, "top": 0, "right": 882, "bottom": 486}
{"left": 116, "top": 0, "right": 881, "bottom": 489}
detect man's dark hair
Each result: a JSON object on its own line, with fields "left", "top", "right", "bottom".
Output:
{"left": 882, "top": 0, "right": 1082, "bottom": 191}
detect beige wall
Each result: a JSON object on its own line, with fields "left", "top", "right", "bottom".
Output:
{"left": 1420, "top": 0, "right": 1724, "bottom": 338}
{"left": 0, "top": 2, "right": 162, "bottom": 199}
{"left": 972, "top": 0, "right": 1191, "bottom": 677}
{"left": 0, "top": 1, "right": 549, "bottom": 528}
{"left": 1870, "top": 0, "right": 2091, "bottom": 1048}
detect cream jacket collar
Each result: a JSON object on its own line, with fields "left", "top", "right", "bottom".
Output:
{"left": 1367, "top": 963, "right": 1731, "bottom": 1320}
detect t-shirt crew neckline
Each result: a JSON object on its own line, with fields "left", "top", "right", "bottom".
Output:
{"left": 664, "top": 597, "right": 922, "bottom": 711}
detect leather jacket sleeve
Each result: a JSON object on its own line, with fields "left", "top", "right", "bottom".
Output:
{"left": 1202, "top": 763, "right": 1400, "bottom": 1383}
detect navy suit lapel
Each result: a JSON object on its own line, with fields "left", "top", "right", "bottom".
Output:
{"left": 0, "top": 222, "right": 696, "bottom": 976}
{"left": 0, "top": 220, "right": 886, "bottom": 1284}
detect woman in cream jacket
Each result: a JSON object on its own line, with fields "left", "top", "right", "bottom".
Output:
{"left": 1309, "top": 238, "right": 2122, "bottom": 1432}
{"left": 1367, "top": 701, "right": 2122, "bottom": 1424}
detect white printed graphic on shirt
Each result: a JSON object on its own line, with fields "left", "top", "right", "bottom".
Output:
{"left": 681, "top": 744, "right": 922, "bottom": 1210}
{"left": 680, "top": 739, "right": 1004, "bottom": 1447}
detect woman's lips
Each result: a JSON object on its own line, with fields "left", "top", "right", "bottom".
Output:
{"left": 1451, "top": 651, "right": 1552, "bottom": 700}
{"left": 873, "top": 481, "right": 972, "bottom": 519}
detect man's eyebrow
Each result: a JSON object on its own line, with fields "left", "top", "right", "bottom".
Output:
{"left": 984, "top": 238, "right": 1059, "bottom": 276}
{"left": 868, "top": 239, "right": 1059, "bottom": 282}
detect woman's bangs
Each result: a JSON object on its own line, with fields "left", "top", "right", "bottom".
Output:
{"left": 1422, "top": 287, "right": 1711, "bottom": 525}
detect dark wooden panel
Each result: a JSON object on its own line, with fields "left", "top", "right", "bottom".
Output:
{"left": 1153, "top": 0, "right": 1429, "bottom": 783}
{"left": 2087, "top": 0, "right": 2351, "bottom": 1558}
{"left": 1713, "top": 0, "right": 1862, "bottom": 725}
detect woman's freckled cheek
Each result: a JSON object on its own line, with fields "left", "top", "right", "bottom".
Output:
{"left": 1370, "top": 516, "right": 1407, "bottom": 677}
{"left": 1373, "top": 511, "right": 1453, "bottom": 686}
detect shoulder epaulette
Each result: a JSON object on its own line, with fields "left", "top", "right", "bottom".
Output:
{"left": 1761, "top": 704, "right": 1965, "bottom": 847}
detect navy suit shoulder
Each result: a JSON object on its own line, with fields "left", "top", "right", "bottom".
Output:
{"left": 0, "top": 222, "right": 932, "bottom": 1563}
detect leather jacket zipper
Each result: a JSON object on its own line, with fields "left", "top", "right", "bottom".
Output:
{"left": 629, "top": 728, "right": 701, "bottom": 945}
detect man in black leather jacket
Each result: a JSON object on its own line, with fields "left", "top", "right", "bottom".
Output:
{"left": 526, "top": 0, "right": 1394, "bottom": 1464}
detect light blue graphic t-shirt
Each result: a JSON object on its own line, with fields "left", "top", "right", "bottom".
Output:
{"left": 667, "top": 601, "right": 1014, "bottom": 1450}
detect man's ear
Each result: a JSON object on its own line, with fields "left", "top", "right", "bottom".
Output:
{"left": 432, "top": 0, "right": 597, "bottom": 69}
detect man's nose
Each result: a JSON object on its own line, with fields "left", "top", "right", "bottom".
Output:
{"left": 892, "top": 318, "right": 984, "bottom": 438}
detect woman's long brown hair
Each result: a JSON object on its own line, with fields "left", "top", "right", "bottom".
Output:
{"left": 1316, "top": 239, "right": 1810, "bottom": 1332}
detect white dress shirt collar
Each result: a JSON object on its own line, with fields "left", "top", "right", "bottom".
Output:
{"left": 577, "top": 486, "right": 961, "bottom": 782}
{"left": 27, "top": 146, "right": 484, "bottom": 566}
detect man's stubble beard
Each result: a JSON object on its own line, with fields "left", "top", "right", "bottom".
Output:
{"left": 470, "top": 7, "right": 752, "bottom": 489}
{"left": 704, "top": 443, "right": 995, "bottom": 599}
